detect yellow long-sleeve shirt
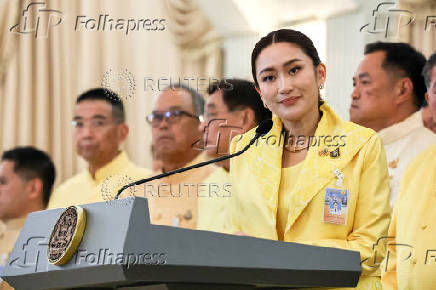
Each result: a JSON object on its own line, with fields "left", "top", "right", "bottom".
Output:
{"left": 197, "top": 166, "right": 233, "bottom": 233}
{"left": 48, "top": 151, "right": 151, "bottom": 209}
{"left": 229, "top": 102, "right": 391, "bottom": 289}
{"left": 140, "top": 153, "right": 214, "bottom": 229}
{"left": 0, "top": 218, "right": 26, "bottom": 290}
{"left": 382, "top": 145, "right": 436, "bottom": 290}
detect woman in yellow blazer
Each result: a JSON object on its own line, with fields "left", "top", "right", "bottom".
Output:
{"left": 229, "top": 29, "right": 391, "bottom": 289}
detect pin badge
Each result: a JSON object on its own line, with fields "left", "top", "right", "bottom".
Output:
{"left": 388, "top": 158, "right": 399, "bottom": 169}
{"left": 173, "top": 215, "right": 181, "bottom": 227}
{"left": 334, "top": 168, "right": 344, "bottom": 187}
{"left": 319, "top": 147, "right": 329, "bottom": 156}
{"left": 184, "top": 209, "right": 192, "bottom": 220}
{"left": 330, "top": 147, "right": 340, "bottom": 158}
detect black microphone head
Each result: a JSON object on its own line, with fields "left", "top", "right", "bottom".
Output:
{"left": 256, "top": 119, "right": 273, "bottom": 135}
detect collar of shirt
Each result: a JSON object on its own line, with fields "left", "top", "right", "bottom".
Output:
{"left": 378, "top": 111, "right": 423, "bottom": 145}
{"left": 155, "top": 152, "right": 212, "bottom": 184}
{"left": 86, "top": 151, "right": 131, "bottom": 184}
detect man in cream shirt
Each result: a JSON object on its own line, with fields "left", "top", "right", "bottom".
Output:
{"left": 382, "top": 51, "right": 436, "bottom": 290}
{"left": 197, "top": 79, "right": 271, "bottom": 233}
{"left": 0, "top": 146, "right": 55, "bottom": 290}
{"left": 145, "top": 84, "right": 213, "bottom": 229}
{"left": 351, "top": 42, "right": 436, "bottom": 208}
{"left": 48, "top": 88, "right": 151, "bottom": 209}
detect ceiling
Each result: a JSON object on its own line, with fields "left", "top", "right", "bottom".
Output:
{"left": 196, "top": 0, "right": 359, "bottom": 36}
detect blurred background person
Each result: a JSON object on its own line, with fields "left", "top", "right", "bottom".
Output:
{"left": 146, "top": 84, "right": 213, "bottom": 229}
{"left": 350, "top": 42, "right": 436, "bottom": 208}
{"left": 382, "top": 51, "right": 436, "bottom": 290}
{"left": 197, "top": 78, "right": 271, "bottom": 233}
{"left": 150, "top": 84, "right": 206, "bottom": 173}
{"left": 48, "top": 88, "right": 151, "bottom": 209}
{"left": 1, "top": 0, "right": 435, "bottom": 206}
{"left": 0, "top": 146, "right": 55, "bottom": 289}
{"left": 421, "top": 100, "right": 436, "bottom": 133}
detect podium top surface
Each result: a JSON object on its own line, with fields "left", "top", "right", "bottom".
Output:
{"left": 3, "top": 197, "right": 361, "bottom": 289}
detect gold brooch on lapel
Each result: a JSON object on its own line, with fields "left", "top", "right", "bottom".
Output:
{"left": 319, "top": 147, "right": 329, "bottom": 156}
{"left": 330, "top": 147, "right": 340, "bottom": 158}
{"left": 388, "top": 158, "right": 399, "bottom": 169}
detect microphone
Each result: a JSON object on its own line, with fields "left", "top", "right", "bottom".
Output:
{"left": 114, "top": 119, "right": 273, "bottom": 199}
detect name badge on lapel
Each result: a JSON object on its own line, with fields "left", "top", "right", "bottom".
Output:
{"left": 323, "top": 188, "right": 348, "bottom": 225}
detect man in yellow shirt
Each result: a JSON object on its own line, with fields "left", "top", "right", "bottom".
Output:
{"left": 197, "top": 79, "right": 271, "bottom": 233}
{"left": 48, "top": 88, "right": 151, "bottom": 209}
{"left": 143, "top": 84, "right": 214, "bottom": 229}
{"left": 0, "top": 146, "right": 55, "bottom": 290}
{"left": 382, "top": 51, "right": 436, "bottom": 290}
{"left": 350, "top": 42, "right": 436, "bottom": 208}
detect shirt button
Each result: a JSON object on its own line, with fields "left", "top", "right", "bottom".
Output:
{"left": 412, "top": 257, "right": 418, "bottom": 265}
{"left": 421, "top": 225, "right": 428, "bottom": 230}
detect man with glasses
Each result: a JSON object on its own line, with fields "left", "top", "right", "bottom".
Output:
{"left": 197, "top": 79, "right": 271, "bottom": 233}
{"left": 145, "top": 84, "right": 213, "bottom": 229}
{"left": 48, "top": 88, "right": 151, "bottom": 208}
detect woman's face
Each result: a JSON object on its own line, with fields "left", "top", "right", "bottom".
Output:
{"left": 255, "top": 42, "right": 325, "bottom": 122}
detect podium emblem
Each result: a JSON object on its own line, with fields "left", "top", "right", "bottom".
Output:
{"left": 47, "top": 206, "right": 87, "bottom": 265}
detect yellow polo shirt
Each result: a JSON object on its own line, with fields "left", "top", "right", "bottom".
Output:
{"left": 382, "top": 145, "right": 436, "bottom": 290}
{"left": 48, "top": 151, "right": 151, "bottom": 209}
{"left": 197, "top": 166, "right": 233, "bottom": 233}
{"left": 139, "top": 153, "right": 214, "bottom": 229}
{"left": 0, "top": 218, "right": 26, "bottom": 290}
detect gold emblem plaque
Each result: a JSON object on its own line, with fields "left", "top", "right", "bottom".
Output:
{"left": 47, "top": 206, "right": 87, "bottom": 265}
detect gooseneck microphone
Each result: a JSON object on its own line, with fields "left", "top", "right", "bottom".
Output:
{"left": 114, "top": 119, "right": 273, "bottom": 199}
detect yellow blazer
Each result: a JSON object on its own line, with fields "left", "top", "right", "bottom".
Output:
{"left": 229, "top": 103, "right": 391, "bottom": 288}
{"left": 381, "top": 145, "right": 436, "bottom": 290}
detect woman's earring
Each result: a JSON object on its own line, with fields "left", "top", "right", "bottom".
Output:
{"left": 319, "top": 83, "right": 324, "bottom": 90}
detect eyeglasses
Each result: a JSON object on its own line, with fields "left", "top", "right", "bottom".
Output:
{"left": 146, "top": 110, "right": 202, "bottom": 127}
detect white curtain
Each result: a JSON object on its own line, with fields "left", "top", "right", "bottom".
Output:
{"left": 0, "top": 0, "right": 222, "bottom": 185}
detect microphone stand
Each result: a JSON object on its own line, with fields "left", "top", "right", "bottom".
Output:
{"left": 114, "top": 133, "right": 262, "bottom": 200}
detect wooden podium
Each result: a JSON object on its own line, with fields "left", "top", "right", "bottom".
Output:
{"left": 2, "top": 197, "right": 361, "bottom": 289}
